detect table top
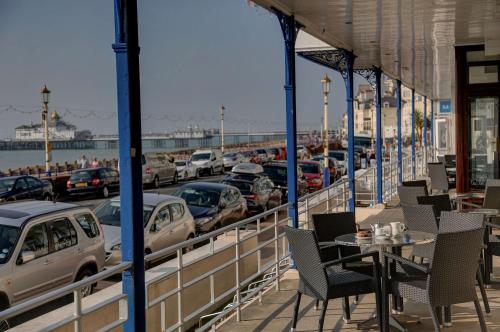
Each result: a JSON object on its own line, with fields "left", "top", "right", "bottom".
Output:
{"left": 334, "top": 230, "right": 435, "bottom": 248}
{"left": 468, "top": 208, "right": 500, "bottom": 216}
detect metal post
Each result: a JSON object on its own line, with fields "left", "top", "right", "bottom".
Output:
{"left": 322, "top": 74, "right": 331, "bottom": 187}
{"left": 41, "top": 85, "right": 51, "bottom": 174}
{"left": 344, "top": 52, "right": 356, "bottom": 212}
{"left": 411, "top": 89, "right": 416, "bottom": 179}
{"left": 375, "top": 68, "right": 383, "bottom": 203}
{"left": 112, "top": 1, "right": 145, "bottom": 331}
{"left": 423, "top": 96, "right": 428, "bottom": 165}
{"left": 274, "top": 10, "right": 300, "bottom": 228}
{"left": 220, "top": 104, "right": 225, "bottom": 154}
{"left": 396, "top": 80, "right": 403, "bottom": 184}
{"left": 430, "top": 99, "right": 434, "bottom": 161}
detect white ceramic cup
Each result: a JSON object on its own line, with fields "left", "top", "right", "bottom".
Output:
{"left": 390, "top": 222, "right": 405, "bottom": 236}
{"left": 374, "top": 228, "right": 385, "bottom": 237}
{"left": 383, "top": 225, "right": 392, "bottom": 237}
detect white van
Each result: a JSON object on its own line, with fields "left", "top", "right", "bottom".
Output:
{"left": 190, "top": 149, "right": 224, "bottom": 176}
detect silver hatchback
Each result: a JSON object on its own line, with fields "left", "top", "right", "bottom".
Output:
{"left": 0, "top": 201, "right": 105, "bottom": 311}
{"left": 95, "top": 193, "right": 196, "bottom": 266}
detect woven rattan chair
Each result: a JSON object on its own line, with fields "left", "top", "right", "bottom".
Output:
{"left": 383, "top": 227, "right": 487, "bottom": 332}
{"left": 284, "top": 226, "right": 382, "bottom": 332}
{"left": 401, "top": 205, "right": 438, "bottom": 261}
{"left": 402, "top": 180, "right": 429, "bottom": 195}
{"left": 417, "top": 194, "right": 453, "bottom": 217}
{"left": 428, "top": 162, "right": 449, "bottom": 194}
{"left": 397, "top": 185, "right": 428, "bottom": 206}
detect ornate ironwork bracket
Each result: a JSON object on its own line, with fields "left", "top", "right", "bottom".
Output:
{"left": 272, "top": 8, "right": 303, "bottom": 45}
{"left": 297, "top": 49, "right": 355, "bottom": 81}
{"left": 354, "top": 68, "right": 377, "bottom": 91}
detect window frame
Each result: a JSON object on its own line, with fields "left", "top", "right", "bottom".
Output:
{"left": 47, "top": 218, "right": 78, "bottom": 252}
{"left": 74, "top": 213, "right": 101, "bottom": 238}
{"left": 18, "top": 222, "right": 50, "bottom": 264}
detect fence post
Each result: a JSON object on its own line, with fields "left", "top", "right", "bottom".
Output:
{"left": 235, "top": 227, "right": 241, "bottom": 321}
{"left": 274, "top": 211, "right": 280, "bottom": 291}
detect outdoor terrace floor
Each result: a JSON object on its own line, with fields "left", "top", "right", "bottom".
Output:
{"left": 219, "top": 205, "right": 500, "bottom": 332}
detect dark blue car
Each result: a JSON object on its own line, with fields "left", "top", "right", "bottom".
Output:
{"left": 0, "top": 175, "right": 53, "bottom": 203}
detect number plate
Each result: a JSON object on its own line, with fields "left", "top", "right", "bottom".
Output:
{"left": 75, "top": 182, "right": 88, "bottom": 188}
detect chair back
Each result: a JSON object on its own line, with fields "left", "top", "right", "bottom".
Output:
{"left": 439, "top": 211, "right": 484, "bottom": 232}
{"left": 397, "top": 185, "right": 428, "bottom": 205}
{"left": 428, "top": 228, "right": 484, "bottom": 306}
{"left": 428, "top": 162, "right": 449, "bottom": 192}
{"left": 312, "top": 212, "right": 360, "bottom": 258}
{"left": 437, "top": 156, "right": 445, "bottom": 164}
{"left": 402, "top": 204, "right": 438, "bottom": 234}
{"left": 483, "top": 183, "right": 500, "bottom": 209}
{"left": 402, "top": 180, "right": 429, "bottom": 195}
{"left": 417, "top": 194, "right": 453, "bottom": 216}
{"left": 284, "top": 226, "right": 328, "bottom": 299}
{"left": 444, "top": 154, "right": 456, "bottom": 166}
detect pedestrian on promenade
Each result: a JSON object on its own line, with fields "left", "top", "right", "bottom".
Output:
{"left": 78, "top": 155, "right": 88, "bottom": 169}
{"left": 91, "top": 157, "right": 99, "bottom": 168}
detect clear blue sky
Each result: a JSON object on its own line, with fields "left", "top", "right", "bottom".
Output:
{"left": 0, "top": 0, "right": 363, "bottom": 137}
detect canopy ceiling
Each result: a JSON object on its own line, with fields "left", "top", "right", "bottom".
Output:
{"left": 252, "top": 0, "right": 500, "bottom": 100}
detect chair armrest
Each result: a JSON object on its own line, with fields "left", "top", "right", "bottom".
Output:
{"left": 485, "top": 221, "right": 500, "bottom": 229}
{"left": 451, "top": 198, "right": 482, "bottom": 209}
{"left": 382, "top": 252, "right": 430, "bottom": 274}
{"left": 318, "top": 242, "right": 338, "bottom": 250}
{"left": 323, "top": 251, "right": 379, "bottom": 268}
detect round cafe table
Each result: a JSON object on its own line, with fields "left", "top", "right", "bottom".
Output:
{"left": 334, "top": 230, "right": 435, "bottom": 332}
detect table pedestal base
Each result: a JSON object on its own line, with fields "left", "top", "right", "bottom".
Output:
{"left": 357, "top": 315, "right": 407, "bottom": 332}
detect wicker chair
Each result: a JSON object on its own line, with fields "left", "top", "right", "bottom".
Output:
{"left": 401, "top": 205, "right": 438, "bottom": 261}
{"left": 397, "top": 185, "right": 428, "bottom": 206}
{"left": 284, "top": 226, "right": 382, "bottom": 332}
{"left": 416, "top": 194, "right": 453, "bottom": 217}
{"left": 428, "top": 162, "right": 449, "bottom": 194}
{"left": 402, "top": 180, "right": 429, "bottom": 195}
{"left": 383, "top": 227, "right": 487, "bottom": 332}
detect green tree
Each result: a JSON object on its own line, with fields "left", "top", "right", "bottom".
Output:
{"left": 415, "top": 109, "right": 430, "bottom": 146}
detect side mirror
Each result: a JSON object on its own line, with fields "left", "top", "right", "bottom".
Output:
{"left": 219, "top": 202, "right": 227, "bottom": 210}
{"left": 18, "top": 250, "right": 35, "bottom": 265}
{"left": 150, "top": 223, "right": 158, "bottom": 233}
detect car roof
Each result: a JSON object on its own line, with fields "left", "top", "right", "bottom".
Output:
{"left": 0, "top": 175, "right": 28, "bottom": 181}
{"left": 110, "top": 193, "right": 183, "bottom": 206}
{"left": 179, "top": 182, "right": 231, "bottom": 191}
{"left": 0, "top": 201, "right": 80, "bottom": 228}
{"left": 193, "top": 149, "right": 217, "bottom": 154}
{"left": 231, "top": 163, "right": 264, "bottom": 174}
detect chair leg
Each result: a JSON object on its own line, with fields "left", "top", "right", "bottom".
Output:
{"left": 477, "top": 269, "right": 491, "bottom": 314}
{"left": 318, "top": 300, "right": 329, "bottom": 332}
{"left": 484, "top": 252, "right": 492, "bottom": 286}
{"left": 354, "top": 294, "right": 359, "bottom": 304}
{"left": 443, "top": 306, "right": 452, "bottom": 327}
{"left": 428, "top": 305, "right": 441, "bottom": 332}
{"left": 473, "top": 299, "right": 488, "bottom": 332}
{"left": 291, "top": 291, "right": 301, "bottom": 331}
{"left": 342, "top": 296, "right": 351, "bottom": 323}
{"left": 314, "top": 299, "right": 319, "bottom": 310}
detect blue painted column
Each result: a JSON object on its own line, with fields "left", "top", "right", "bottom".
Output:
{"left": 396, "top": 80, "right": 403, "bottom": 184}
{"left": 423, "top": 96, "right": 428, "bottom": 149}
{"left": 375, "top": 68, "right": 383, "bottom": 203}
{"left": 112, "top": 1, "right": 145, "bottom": 331}
{"left": 274, "top": 10, "right": 300, "bottom": 228}
{"left": 411, "top": 89, "right": 416, "bottom": 179}
{"left": 344, "top": 52, "right": 356, "bottom": 211}
{"left": 430, "top": 100, "right": 434, "bottom": 160}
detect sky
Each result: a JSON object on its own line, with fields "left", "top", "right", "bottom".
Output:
{"left": 0, "top": 0, "right": 364, "bottom": 137}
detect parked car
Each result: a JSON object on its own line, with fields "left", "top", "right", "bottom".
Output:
{"left": 67, "top": 168, "right": 119, "bottom": 198}
{"left": 266, "top": 148, "right": 281, "bottom": 161}
{"left": 190, "top": 149, "right": 224, "bottom": 176}
{"left": 278, "top": 147, "right": 287, "bottom": 160}
{"left": 240, "top": 150, "right": 261, "bottom": 164}
{"left": 95, "top": 193, "right": 195, "bottom": 266}
{"left": 0, "top": 201, "right": 105, "bottom": 311}
{"left": 296, "top": 145, "right": 307, "bottom": 159}
{"left": 223, "top": 152, "right": 243, "bottom": 170}
{"left": 0, "top": 175, "right": 53, "bottom": 203}
{"left": 311, "top": 155, "right": 341, "bottom": 183}
{"left": 175, "top": 160, "right": 199, "bottom": 181}
{"left": 173, "top": 182, "right": 247, "bottom": 233}
{"left": 254, "top": 149, "right": 269, "bottom": 162}
{"left": 298, "top": 160, "right": 323, "bottom": 192}
{"left": 142, "top": 152, "right": 178, "bottom": 188}
{"left": 328, "top": 150, "right": 347, "bottom": 174}
{"left": 222, "top": 173, "right": 282, "bottom": 215}
{"left": 262, "top": 162, "right": 308, "bottom": 203}
{"left": 230, "top": 162, "right": 264, "bottom": 175}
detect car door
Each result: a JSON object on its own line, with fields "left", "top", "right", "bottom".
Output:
{"left": 26, "top": 177, "right": 43, "bottom": 199}
{"left": 169, "top": 203, "right": 189, "bottom": 243}
{"left": 148, "top": 204, "right": 174, "bottom": 252}
{"left": 12, "top": 178, "right": 30, "bottom": 200}
{"left": 109, "top": 169, "right": 120, "bottom": 192}
{"left": 11, "top": 222, "right": 53, "bottom": 303}
{"left": 229, "top": 188, "right": 245, "bottom": 221}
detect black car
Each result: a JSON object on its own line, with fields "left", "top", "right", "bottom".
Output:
{"left": 173, "top": 182, "right": 248, "bottom": 233}
{"left": 0, "top": 175, "right": 53, "bottom": 203}
{"left": 67, "top": 168, "right": 120, "bottom": 198}
{"left": 221, "top": 173, "right": 282, "bottom": 215}
{"left": 262, "top": 161, "right": 308, "bottom": 203}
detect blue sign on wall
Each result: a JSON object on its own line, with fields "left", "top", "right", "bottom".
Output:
{"left": 440, "top": 100, "right": 452, "bottom": 113}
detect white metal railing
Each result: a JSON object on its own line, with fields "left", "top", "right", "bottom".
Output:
{"left": 2, "top": 152, "right": 431, "bottom": 331}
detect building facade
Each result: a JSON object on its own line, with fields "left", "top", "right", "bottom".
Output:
{"left": 15, "top": 111, "right": 82, "bottom": 140}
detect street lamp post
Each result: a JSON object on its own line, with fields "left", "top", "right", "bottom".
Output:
{"left": 41, "top": 85, "right": 51, "bottom": 174}
{"left": 321, "top": 74, "right": 331, "bottom": 187}
{"left": 220, "top": 104, "right": 225, "bottom": 154}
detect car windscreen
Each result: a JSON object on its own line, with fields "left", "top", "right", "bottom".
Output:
{"left": 174, "top": 188, "right": 220, "bottom": 208}
{"left": 223, "top": 153, "right": 237, "bottom": 158}
{"left": 0, "top": 225, "right": 20, "bottom": 264}
{"left": 256, "top": 149, "right": 266, "bottom": 154}
{"left": 191, "top": 153, "right": 211, "bottom": 161}
{"left": 299, "top": 163, "right": 320, "bottom": 174}
{"left": 95, "top": 201, "right": 154, "bottom": 227}
{"left": 0, "top": 178, "right": 15, "bottom": 193}
{"left": 262, "top": 166, "right": 287, "bottom": 181}
{"left": 175, "top": 161, "right": 186, "bottom": 167}
{"left": 329, "top": 152, "right": 345, "bottom": 161}
{"left": 70, "top": 170, "right": 97, "bottom": 182}
{"left": 222, "top": 181, "right": 252, "bottom": 194}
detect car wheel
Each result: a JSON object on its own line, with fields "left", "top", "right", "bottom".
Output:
{"left": 102, "top": 186, "right": 109, "bottom": 198}
{"left": 153, "top": 175, "right": 160, "bottom": 189}
{"left": 182, "top": 234, "right": 195, "bottom": 254}
{"left": 76, "top": 268, "right": 95, "bottom": 298}
{"left": 173, "top": 172, "right": 178, "bottom": 184}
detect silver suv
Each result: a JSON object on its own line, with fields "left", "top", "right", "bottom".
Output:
{"left": 0, "top": 201, "right": 105, "bottom": 311}
{"left": 142, "top": 152, "right": 178, "bottom": 188}
{"left": 95, "top": 193, "right": 196, "bottom": 266}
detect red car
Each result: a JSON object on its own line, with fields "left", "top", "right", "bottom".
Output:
{"left": 297, "top": 160, "right": 323, "bottom": 192}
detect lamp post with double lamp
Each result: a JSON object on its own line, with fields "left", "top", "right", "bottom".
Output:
{"left": 220, "top": 104, "right": 225, "bottom": 154}
{"left": 321, "top": 74, "right": 331, "bottom": 187}
{"left": 41, "top": 85, "right": 51, "bottom": 174}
